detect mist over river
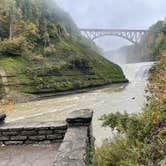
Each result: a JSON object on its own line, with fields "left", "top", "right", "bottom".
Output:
{"left": 6, "top": 60, "right": 154, "bottom": 145}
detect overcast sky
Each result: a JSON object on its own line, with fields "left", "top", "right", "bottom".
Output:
{"left": 56, "top": 0, "right": 166, "bottom": 51}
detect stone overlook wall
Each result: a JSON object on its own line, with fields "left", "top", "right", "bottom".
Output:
{"left": 0, "top": 121, "right": 67, "bottom": 145}
{"left": 0, "top": 109, "right": 94, "bottom": 166}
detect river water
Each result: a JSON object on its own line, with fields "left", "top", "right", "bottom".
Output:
{"left": 5, "top": 62, "right": 154, "bottom": 145}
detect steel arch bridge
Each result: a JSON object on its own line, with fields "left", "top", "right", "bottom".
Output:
{"left": 80, "top": 29, "right": 148, "bottom": 44}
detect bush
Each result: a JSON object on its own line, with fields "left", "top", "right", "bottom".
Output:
{"left": 0, "top": 37, "right": 31, "bottom": 56}
{"left": 97, "top": 110, "right": 165, "bottom": 166}
{"left": 70, "top": 57, "right": 93, "bottom": 74}
{"left": 44, "top": 44, "right": 57, "bottom": 56}
{"left": 96, "top": 129, "right": 165, "bottom": 166}
{"left": 100, "top": 111, "right": 153, "bottom": 141}
{"left": 96, "top": 137, "right": 141, "bottom": 166}
{"left": 32, "top": 54, "right": 44, "bottom": 63}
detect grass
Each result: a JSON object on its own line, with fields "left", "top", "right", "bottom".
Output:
{"left": 0, "top": 56, "right": 28, "bottom": 75}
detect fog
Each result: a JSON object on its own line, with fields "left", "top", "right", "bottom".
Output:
{"left": 56, "top": 0, "right": 166, "bottom": 51}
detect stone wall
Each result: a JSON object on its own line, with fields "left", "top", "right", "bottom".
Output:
{"left": 0, "top": 121, "right": 67, "bottom": 145}
{"left": 0, "top": 109, "right": 94, "bottom": 165}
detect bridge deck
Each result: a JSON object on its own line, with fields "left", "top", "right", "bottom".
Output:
{"left": 80, "top": 28, "right": 148, "bottom": 32}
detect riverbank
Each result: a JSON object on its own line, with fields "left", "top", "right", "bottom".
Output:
{"left": 0, "top": 80, "right": 128, "bottom": 116}
{"left": 0, "top": 78, "right": 128, "bottom": 105}
{"left": 25, "top": 80, "right": 129, "bottom": 103}
{"left": 0, "top": 53, "right": 126, "bottom": 103}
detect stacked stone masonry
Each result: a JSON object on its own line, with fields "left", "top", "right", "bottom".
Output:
{"left": 0, "top": 121, "right": 67, "bottom": 145}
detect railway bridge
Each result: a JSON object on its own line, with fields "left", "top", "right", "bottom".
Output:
{"left": 80, "top": 28, "right": 148, "bottom": 44}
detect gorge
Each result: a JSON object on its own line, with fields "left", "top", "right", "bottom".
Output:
{"left": 0, "top": 1, "right": 165, "bottom": 166}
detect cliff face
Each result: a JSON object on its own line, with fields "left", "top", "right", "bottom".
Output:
{"left": 0, "top": 0, "right": 126, "bottom": 102}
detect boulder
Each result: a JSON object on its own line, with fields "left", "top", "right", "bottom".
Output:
{"left": 0, "top": 114, "right": 6, "bottom": 123}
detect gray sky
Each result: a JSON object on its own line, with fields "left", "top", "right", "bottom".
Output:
{"left": 56, "top": 0, "right": 166, "bottom": 51}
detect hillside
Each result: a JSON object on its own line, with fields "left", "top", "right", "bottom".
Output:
{"left": 0, "top": 0, "right": 126, "bottom": 102}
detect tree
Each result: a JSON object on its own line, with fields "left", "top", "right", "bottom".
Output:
{"left": 0, "top": 0, "right": 22, "bottom": 40}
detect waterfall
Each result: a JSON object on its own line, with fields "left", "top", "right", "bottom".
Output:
{"left": 121, "top": 62, "right": 155, "bottom": 82}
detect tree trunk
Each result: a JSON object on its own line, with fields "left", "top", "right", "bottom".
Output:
{"left": 9, "top": 9, "right": 14, "bottom": 40}
{"left": 9, "top": 21, "right": 13, "bottom": 40}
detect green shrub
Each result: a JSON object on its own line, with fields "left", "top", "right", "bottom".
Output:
{"left": 70, "top": 57, "right": 93, "bottom": 74}
{"left": 97, "top": 106, "right": 165, "bottom": 166}
{"left": 0, "top": 37, "right": 30, "bottom": 56}
{"left": 100, "top": 112, "right": 148, "bottom": 141}
{"left": 44, "top": 44, "right": 57, "bottom": 56}
{"left": 96, "top": 137, "right": 141, "bottom": 166}
{"left": 96, "top": 133, "right": 165, "bottom": 166}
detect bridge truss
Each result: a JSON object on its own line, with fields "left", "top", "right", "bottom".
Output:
{"left": 80, "top": 29, "right": 148, "bottom": 44}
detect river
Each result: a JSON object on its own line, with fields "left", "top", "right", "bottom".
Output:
{"left": 5, "top": 61, "right": 154, "bottom": 145}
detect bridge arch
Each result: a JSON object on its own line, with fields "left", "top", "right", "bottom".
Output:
{"left": 80, "top": 29, "right": 148, "bottom": 44}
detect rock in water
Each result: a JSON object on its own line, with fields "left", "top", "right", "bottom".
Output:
{"left": 0, "top": 114, "right": 6, "bottom": 123}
